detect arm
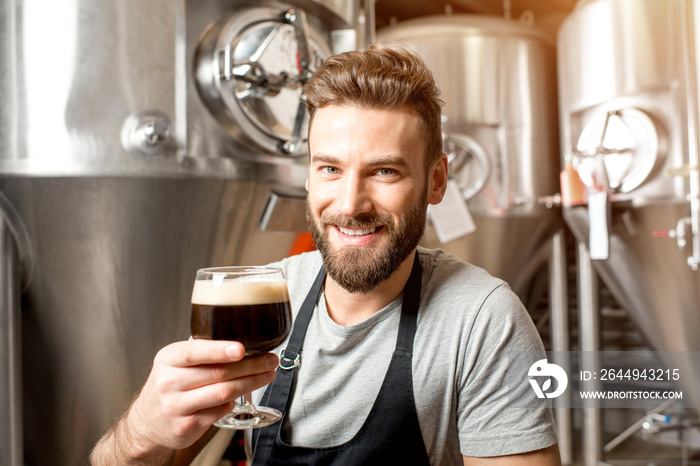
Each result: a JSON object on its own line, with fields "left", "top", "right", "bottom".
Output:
{"left": 453, "top": 285, "right": 560, "bottom": 460}
{"left": 463, "top": 444, "right": 561, "bottom": 465}
{"left": 89, "top": 340, "right": 278, "bottom": 465}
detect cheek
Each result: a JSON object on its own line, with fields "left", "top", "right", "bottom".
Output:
{"left": 387, "top": 191, "right": 425, "bottom": 223}
{"left": 308, "top": 182, "right": 337, "bottom": 208}
{"left": 380, "top": 196, "right": 414, "bottom": 223}
{"left": 306, "top": 192, "right": 327, "bottom": 218}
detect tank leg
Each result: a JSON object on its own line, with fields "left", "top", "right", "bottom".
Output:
{"left": 0, "top": 203, "right": 23, "bottom": 466}
{"left": 577, "top": 242, "right": 603, "bottom": 466}
{"left": 550, "top": 229, "right": 573, "bottom": 465}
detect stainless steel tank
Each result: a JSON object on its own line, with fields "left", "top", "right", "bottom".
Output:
{"left": 558, "top": 0, "right": 700, "bottom": 413}
{"left": 0, "top": 0, "right": 361, "bottom": 464}
{"left": 377, "top": 15, "right": 562, "bottom": 307}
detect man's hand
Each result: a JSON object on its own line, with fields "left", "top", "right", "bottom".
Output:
{"left": 90, "top": 339, "right": 278, "bottom": 465}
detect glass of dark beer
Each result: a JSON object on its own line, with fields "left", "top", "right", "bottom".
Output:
{"left": 190, "top": 266, "right": 291, "bottom": 429}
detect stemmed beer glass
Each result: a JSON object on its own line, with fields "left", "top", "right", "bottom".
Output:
{"left": 190, "top": 266, "right": 291, "bottom": 429}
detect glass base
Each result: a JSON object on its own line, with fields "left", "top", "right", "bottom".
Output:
{"left": 214, "top": 405, "right": 282, "bottom": 430}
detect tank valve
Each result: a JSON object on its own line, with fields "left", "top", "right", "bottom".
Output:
{"left": 652, "top": 217, "right": 700, "bottom": 270}
{"left": 641, "top": 412, "right": 672, "bottom": 438}
{"left": 652, "top": 217, "right": 691, "bottom": 249}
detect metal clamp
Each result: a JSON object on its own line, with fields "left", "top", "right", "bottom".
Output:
{"left": 279, "top": 349, "right": 301, "bottom": 370}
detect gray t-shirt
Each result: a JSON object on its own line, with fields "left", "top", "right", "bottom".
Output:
{"left": 253, "top": 247, "right": 557, "bottom": 464}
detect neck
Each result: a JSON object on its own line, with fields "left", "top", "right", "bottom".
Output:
{"left": 323, "top": 250, "right": 416, "bottom": 326}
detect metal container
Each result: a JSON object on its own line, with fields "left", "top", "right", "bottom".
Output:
{"left": 0, "top": 0, "right": 360, "bottom": 464}
{"left": 558, "top": 0, "right": 700, "bottom": 413}
{"left": 377, "top": 15, "right": 562, "bottom": 307}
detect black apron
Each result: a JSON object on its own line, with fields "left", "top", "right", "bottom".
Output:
{"left": 251, "top": 255, "right": 431, "bottom": 465}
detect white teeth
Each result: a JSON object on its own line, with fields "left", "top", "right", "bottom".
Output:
{"left": 338, "top": 226, "right": 377, "bottom": 236}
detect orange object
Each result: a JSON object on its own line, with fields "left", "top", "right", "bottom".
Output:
{"left": 288, "top": 232, "right": 317, "bottom": 257}
{"left": 560, "top": 162, "right": 587, "bottom": 206}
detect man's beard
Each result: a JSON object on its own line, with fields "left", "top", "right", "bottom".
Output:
{"left": 305, "top": 193, "right": 428, "bottom": 294}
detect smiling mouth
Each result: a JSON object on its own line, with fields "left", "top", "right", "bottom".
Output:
{"left": 336, "top": 226, "right": 381, "bottom": 237}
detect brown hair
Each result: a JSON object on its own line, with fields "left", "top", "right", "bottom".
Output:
{"left": 304, "top": 43, "right": 444, "bottom": 167}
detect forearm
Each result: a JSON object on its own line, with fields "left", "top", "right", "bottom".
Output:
{"left": 89, "top": 408, "right": 175, "bottom": 466}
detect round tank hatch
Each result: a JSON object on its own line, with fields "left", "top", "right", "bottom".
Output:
{"left": 444, "top": 133, "right": 490, "bottom": 200}
{"left": 194, "top": 7, "right": 331, "bottom": 157}
{"left": 574, "top": 108, "right": 665, "bottom": 193}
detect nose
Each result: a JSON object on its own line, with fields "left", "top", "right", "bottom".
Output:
{"left": 336, "top": 173, "right": 372, "bottom": 217}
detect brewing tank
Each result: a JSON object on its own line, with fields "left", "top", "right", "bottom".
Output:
{"left": 558, "top": 0, "right": 700, "bottom": 413}
{"left": 0, "top": 0, "right": 361, "bottom": 464}
{"left": 377, "top": 15, "right": 562, "bottom": 307}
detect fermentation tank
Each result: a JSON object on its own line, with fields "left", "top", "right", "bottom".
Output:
{"left": 377, "top": 15, "right": 562, "bottom": 308}
{"left": 0, "top": 0, "right": 364, "bottom": 464}
{"left": 558, "top": 0, "right": 700, "bottom": 414}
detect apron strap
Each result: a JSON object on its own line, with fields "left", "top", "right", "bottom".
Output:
{"left": 395, "top": 253, "right": 422, "bottom": 353}
{"left": 278, "top": 266, "right": 326, "bottom": 370}
{"left": 252, "top": 266, "right": 325, "bottom": 461}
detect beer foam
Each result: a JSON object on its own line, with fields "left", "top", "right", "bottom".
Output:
{"left": 191, "top": 278, "right": 290, "bottom": 305}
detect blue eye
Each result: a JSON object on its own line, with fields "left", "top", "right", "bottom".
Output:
{"left": 322, "top": 166, "right": 339, "bottom": 175}
{"left": 378, "top": 168, "right": 395, "bottom": 176}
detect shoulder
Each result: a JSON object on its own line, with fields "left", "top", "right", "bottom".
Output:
{"left": 415, "top": 246, "right": 536, "bottom": 351}
{"left": 416, "top": 246, "right": 516, "bottom": 308}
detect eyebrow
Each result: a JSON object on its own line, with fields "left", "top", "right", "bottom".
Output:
{"left": 310, "top": 154, "right": 411, "bottom": 170}
{"left": 310, "top": 154, "right": 341, "bottom": 165}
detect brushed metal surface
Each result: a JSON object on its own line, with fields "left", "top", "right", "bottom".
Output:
{"left": 0, "top": 177, "right": 300, "bottom": 465}
{"left": 0, "top": 0, "right": 179, "bottom": 176}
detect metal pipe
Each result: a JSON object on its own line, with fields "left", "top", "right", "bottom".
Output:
{"left": 550, "top": 229, "right": 572, "bottom": 465}
{"left": 577, "top": 241, "right": 603, "bottom": 466}
{"left": 0, "top": 203, "right": 22, "bottom": 466}
{"left": 357, "top": 0, "right": 375, "bottom": 49}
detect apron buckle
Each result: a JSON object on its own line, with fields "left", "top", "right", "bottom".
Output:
{"left": 279, "top": 349, "right": 301, "bottom": 370}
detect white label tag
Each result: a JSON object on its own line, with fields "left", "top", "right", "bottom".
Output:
{"left": 588, "top": 190, "right": 610, "bottom": 260}
{"left": 428, "top": 179, "right": 477, "bottom": 244}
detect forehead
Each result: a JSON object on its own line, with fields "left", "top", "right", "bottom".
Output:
{"left": 308, "top": 105, "right": 426, "bottom": 164}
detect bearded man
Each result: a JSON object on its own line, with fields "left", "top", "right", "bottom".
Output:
{"left": 91, "top": 44, "right": 560, "bottom": 466}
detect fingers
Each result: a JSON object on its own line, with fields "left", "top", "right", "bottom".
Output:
{"left": 149, "top": 340, "right": 279, "bottom": 408}
{"left": 173, "top": 370, "right": 277, "bottom": 414}
{"left": 155, "top": 340, "right": 246, "bottom": 367}
{"left": 169, "top": 353, "right": 279, "bottom": 392}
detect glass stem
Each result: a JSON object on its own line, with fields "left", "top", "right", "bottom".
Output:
{"left": 234, "top": 393, "right": 257, "bottom": 420}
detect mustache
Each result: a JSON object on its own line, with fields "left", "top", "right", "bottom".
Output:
{"left": 320, "top": 212, "right": 393, "bottom": 230}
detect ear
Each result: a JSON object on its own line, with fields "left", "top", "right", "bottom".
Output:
{"left": 427, "top": 153, "right": 448, "bottom": 205}
{"left": 305, "top": 177, "right": 309, "bottom": 192}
